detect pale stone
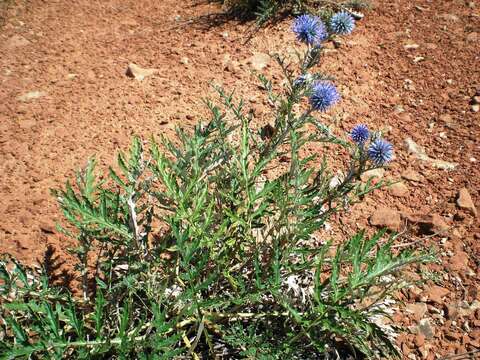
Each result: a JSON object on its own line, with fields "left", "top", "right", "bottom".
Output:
{"left": 17, "top": 91, "right": 46, "bottom": 102}
{"left": 389, "top": 182, "right": 409, "bottom": 197}
{"left": 125, "top": 63, "right": 158, "bottom": 81}
{"left": 248, "top": 53, "right": 270, "bottom": 71}
{"left": 456, "top": 188, "right": 477, "bottom": 216}
{"left": 360, "top": 168, "right": 385, "bottom": 182}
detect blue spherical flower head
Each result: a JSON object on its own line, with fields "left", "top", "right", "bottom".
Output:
{"left": 292, "top": 14, "right": 328, "bottom": 45}
{"left": 330, "top": 11, "right": 355, "bottom": 35}
{"left": 368, "top": 138, "right": 393, "bottom": 165}
{"left": 309, "top": 81, "right": 340, "bottom": 112}
{"left": 350, "top": 124, "right": 370, "bottom": 145}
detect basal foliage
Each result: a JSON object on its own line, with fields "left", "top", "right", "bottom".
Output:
{"left": 0, "top": 15, "right": 431, "bottom": 360}
{"left": 220, "top": 0, "right": 369, "bottom": 25}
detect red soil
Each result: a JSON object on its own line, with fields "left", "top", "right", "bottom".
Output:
{"left": 1, "top": 0, "right": 479, "bottom": 358}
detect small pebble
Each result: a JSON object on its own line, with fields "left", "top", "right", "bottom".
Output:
{"left": 404, "top": 43, "right": 419, "bottom": 50}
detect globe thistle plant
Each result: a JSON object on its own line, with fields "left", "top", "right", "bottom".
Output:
{"left": 350, "top": 124, "right": 370, "bottom": 145}
{"left": 309, "top": 81, "right": 340, "bottom": 112}
{"left": 292, "top": 14, "right": 328, "bottom": 45}
{"left": 330, "top": 11, "right": 356, "bottom": 35}
{"left": 368, "top": 138, "right": 394, "bottom": 165}
{"left": 0, "top": 13, "right": 428, "bottom": 360}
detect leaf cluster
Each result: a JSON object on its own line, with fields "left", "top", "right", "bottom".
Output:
{"left": 1, "top": 36, "right": 431, "bottom": 360}
{"left": 219, "top": 0, "right": 370, "bottom": 25}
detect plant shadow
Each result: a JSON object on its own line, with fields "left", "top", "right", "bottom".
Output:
{"left": 185, "top": 0, "right": 289, "bottom": 30}
{"left": 40, "top": 244, "right": 75, "bottom": 290}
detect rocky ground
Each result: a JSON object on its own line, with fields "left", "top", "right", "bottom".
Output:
{"left": 0, "top": 0, "right": 479, "bottom": 358}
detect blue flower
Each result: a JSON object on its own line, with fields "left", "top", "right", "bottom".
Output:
{"left": 350, "top": 124, "right": 370, "bottom": 145}
{"left": 292, "top": 15, "right": 328, "bottom": 45}
{"left": 309, "top": 81, "right": 340, "bottom": 112}
{"left": 330, "top": 11, "right": 355, "bottom": 35}
{"left": 368, "top": 139, "right": 393, "bottom": 165}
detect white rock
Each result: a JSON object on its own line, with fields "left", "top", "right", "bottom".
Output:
{"left": 393, "top": 105, "right": 405, "bottom": 113}
{"left": 361, "top": 168, "right": 385, "bottom": 182}
{"left": 404, "top": 43, "right": 419, "bottom": 50}
{"left": 432, "top": 159, "right": 457, "bottom": 170}
{"left": 404, "top": 79, "right": 415, "bottom": 91}
{"left": 404, "top": 137, "right": 457, "bottom": 170}
{"left": 125, "top": 63, "right": 158, "bottom": 81}
{"left": 17, "top": 91, "right": 46, "bottom": 102}
{"left": 404, "top": 137, "right": 429, "bottom": 161}
{"left": 248, "top": 52, "right": 270, "bottom": 71}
